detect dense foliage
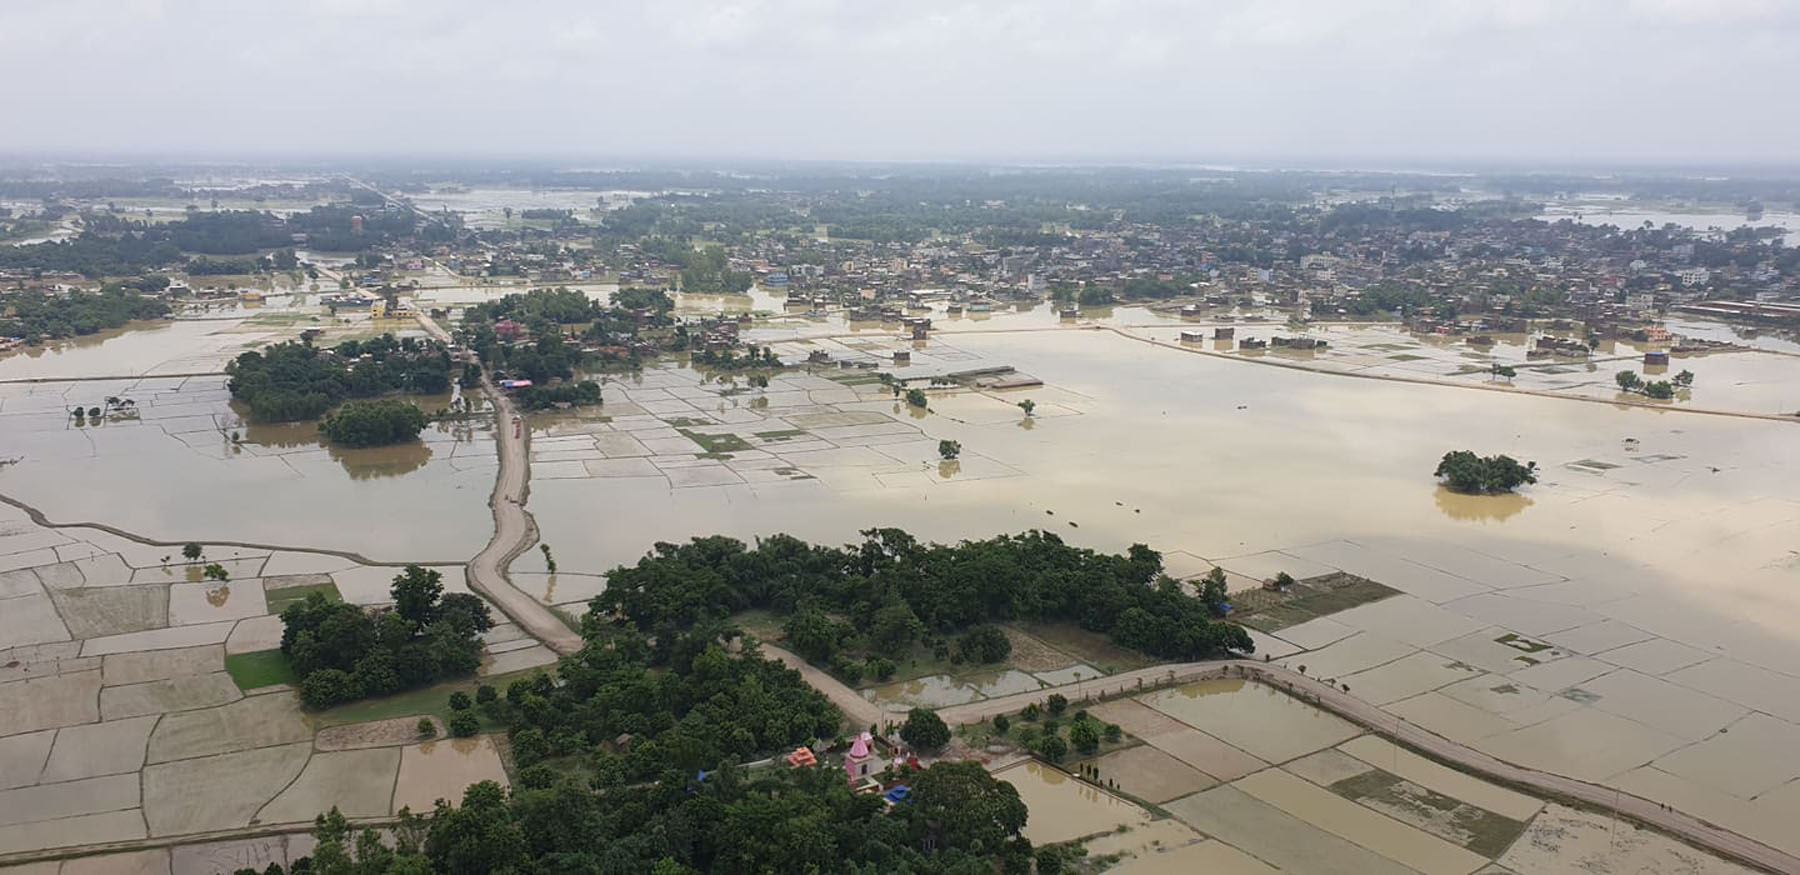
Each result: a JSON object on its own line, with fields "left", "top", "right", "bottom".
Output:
{"left": 594, "top": 529, "right": 1254, "bottom": 664}
{"left": 1434, "top": 451, "right": 1539, "bottom": 495}
{"left": 226, "top": 334, "right": 451, "bottom": 422}
{"left": 287, "top": 758, "right": 1030, "bottom": 874}
{"left": 280, "top": 566, "right": 492, "bottom": 709}
{"left": 0, "top": 286, "right": 169, "bottom": 340}
{"left": 318, "top": 399, "right": 428, "bottom": 447}
{"left": 513, "top": 380, "right": 602, "bottom": 411}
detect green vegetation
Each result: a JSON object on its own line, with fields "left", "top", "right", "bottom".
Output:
{"left": 905, "top": 387, "right": 928, "bottom": 408}
{"left": 280, "top": 566, "right": 492, "bottom": 710}
{"left": 0, "top": 285, "right": 169, "bottom": 341}
{"left": 294, "top": 756, "right": 1030, "bottom": 874}
{"left": 955, "top": 624, "right": 1011, "bottom": 663}
{"left": 938, "top": 439, "right": 962, "bottom": 460}
{"left": 1233, "top": 573, "right": 1400, "bottom": 633}
{"left": 264, "top": 581, "right": 342, "bottom": 613}
{"left": 1434, "top": 450, "right": 1538, "bottom": 494}
{"left": 1618, "top": 367, "right": 1692, "bottom": 400}
{"left": 901, "top": 707, "right": 952, "bottom": 751}
{"left": 318, "top": 399, "right": 428, "bottom": 447}
{"left": 223, "top": 649, "right": 298, "bottom": 690}
{"left": 512, "top": 380, "right": 602, "bottom": 411}
{"left": 596, "top": 529, "right": 1253, "bottom": 672}
{"left": 227, "top": 334, "right": 451, "bottom": 423}
{"left": 678, "top": 428, "right": 752, "bottom": 454}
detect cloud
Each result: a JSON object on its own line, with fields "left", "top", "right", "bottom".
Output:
{"left": 0, "top": 0, "right": 1793, "bottom": 165}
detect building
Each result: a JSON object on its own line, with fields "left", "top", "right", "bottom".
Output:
{"left": 843, "top": 732, "right": 876, "bottom": 785}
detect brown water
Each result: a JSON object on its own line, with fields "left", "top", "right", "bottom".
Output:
{"left": 993, "top": 760, "right": 1152, "bottom": 844}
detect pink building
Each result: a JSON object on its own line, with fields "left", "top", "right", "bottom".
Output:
{"left": 844, "top": 731, "right": 875, "bottom": 784}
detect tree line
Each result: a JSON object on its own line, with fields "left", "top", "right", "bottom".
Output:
{"left": 0, "top": 285, "right": 169, "bottom": 341}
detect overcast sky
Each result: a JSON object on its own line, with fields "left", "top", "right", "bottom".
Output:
{"left": 3, "top": 0, "right": 1797, "bottom": 166}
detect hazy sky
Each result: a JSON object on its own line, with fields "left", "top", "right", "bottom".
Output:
{"left": 3, "top": 0, "right": 1797, "bottom": 165}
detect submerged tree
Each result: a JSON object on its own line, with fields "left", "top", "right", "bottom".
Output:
{"left": 938, "top": 439, "right": 962, "bottom": 460}
{"left": 1435, "top": 450, "right": 1538, "bottom": 495}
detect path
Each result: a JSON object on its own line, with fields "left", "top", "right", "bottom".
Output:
{"left": 822, "top": 657, "right": 1800, "bottom": 874}
{"left": 415, "top": 312, "right": 582, "bottom": 656}
{"left": 763, "top": 645, "right": 889, "bottom": 730}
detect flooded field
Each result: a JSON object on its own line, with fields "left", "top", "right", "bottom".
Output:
{"left": 4, "top": 280, "right": 1800, "bottom": 867}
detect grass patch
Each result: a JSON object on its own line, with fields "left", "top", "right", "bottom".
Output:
{"left": 313, "top": 668, "right": 544, "bottom": 731}
{"left": 1329, "top": 769, "right": 1527, "bottom": 858}
{"left": 662, "top": 417, "right": 710, "bottom": 428}
{"left": 264, "top": 581, "right": 342, "bottom": 613}
{"left": 224, "top": 649, "right": 298, "bottom": 690}
{"left": 677, "top": 428, "right": 752, "bottom": 454}
{"left": 1235, "top": 572, "right": 1399, "bottom": 633}
{"left": 1016, "top": 621, "right": 1157, "bottom": 675}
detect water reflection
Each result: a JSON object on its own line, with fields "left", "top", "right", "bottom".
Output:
{"left": 938, "top": 460, "right": 961, "bottom": 480}
{"left": 328, "top": 440, "right": 432, "bottom": 480}
{"left": 1434, "top": 486, "right": 1533, "bottom": 523}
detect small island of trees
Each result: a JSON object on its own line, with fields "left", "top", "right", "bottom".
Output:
{"left": 226, "top": 334, "right": 451, "bottom": 423}
{"left": 318, "top": 399, "right": 428, "bottom": 447}
{"left": 1435, "top": 450, "right": 1539, "bottom": 494}
{"left": 0, "top": 285, "right": 170, "bottom": 342}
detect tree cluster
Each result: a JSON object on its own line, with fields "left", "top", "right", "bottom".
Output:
{"left": 279, "top": 567, "right": 492, "bottom": 710}
{"left": 318, "top": 400, "right": 429, "bottom": 447}
{"left": 0, "top": 285, "right": 169, "bottom": 341}
{"left": 1434, "top": 451, "right": 1539, "bottom": 495}
{"left": 226, "top": 334, "right": 451, "bottom": 422}
{"left": 285, "top": 756, "right": 1030, "bottom": 874}
{"left": 592, "top": 528, "right": 1255, "bottom": 668}
{"left": 512, "top": 380, "right": 602, "bottom": 411}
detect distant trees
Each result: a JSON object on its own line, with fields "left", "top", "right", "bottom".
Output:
{"left": 0, "top": 285, "right": 169, "bottom": 341}
{"left": 512, "top": 380, "right": 601, "bottom": 411}
{"left": 1489, "top": 363, "right": 1516, "bottom": 381}
{"left": 280, "top": 566, "right": 491, "bottom": 710}
{"left": 1616, "top": 368, "right": 1689, "bottom": 401}
{"left": 1435, "top": 451, "right": 1538, "bottom": 494}
{"left": 938, "top": 439, "right": 962, "bottom": 460}
{"left": 318, "top": 400, "right": 427, "bottom": 447}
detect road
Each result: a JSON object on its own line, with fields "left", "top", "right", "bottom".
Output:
{"left": 415, "top": 312, "right": 582, "bottom": 655}
{"left": 809, "top": 656, "right": 1798, "bottom": 874}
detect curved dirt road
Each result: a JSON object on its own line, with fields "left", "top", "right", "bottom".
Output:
{"left": 416, "top": 313, "right": 582, "bottom": 655}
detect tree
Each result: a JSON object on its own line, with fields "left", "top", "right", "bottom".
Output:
{"left": 937, "top": 439, "right": 962, "bottom": 460}
{"left": 424, "top": 781, "right": 526, "bottom": 874}
{"left": 449, "top": 691, "right": 472, "bottom": 711}
{"left": 909, "top": 761, "right": 1029, "bottom": 855}
{"left": 1615, "top": 370, "right": 1643, "bottom": 392}
{"left": 418, "top": 718, "right": 437, "bottom": 739}
{"left": 392, "top": 565, "right": 445, "bottom": 628}
{"left": 782, "top": 608, "right": 840, "bottom": 662}
{"left": 1068, "top": 719, "right": 1100, "bottom": 754}
{"left": 993, "top": 714, "right": 1011, "bottom": 735}
{"left": 1103, "top": 722, "right": 1123, "bottom": 744}
{"left": 300, "top": 668, "right": 360, "bottom": 710}
{"left": 955, "top": 625, "right": 1011, "bottom": 663}
{"left": 1673, "top": 369, "right": 1695, "bottom": 387}
{"left": 1435, "top": 450, "right": 1538, "bottom": 494}
{"left": 1490, "top": 363, "right": 1516, "bottom": 381}
{"left": 448, "top": 711, "right": 480, "bottom": 738}
{"left": 1643, "top": 380, "right": 1675, "bottom": 399}
{"left": 202, "top": 563, "right": 229, "bottom": 582}
{"left": 900, "top": 707, "right": 951, "bottom": 750}
{"left": 1036, "top": 732, "right": 1068, "bottom": 762}
{"left": 1046, "top": 693, "right": 1068, "bottom": 717}
{"left": 1198, "top": 567, "right": 1229, "bottom": 615}
{"left": 905, "top": 388, "right": 928, "bottom": 408}
{"left": 182, "top": 542, "right": 203, "bottom": 562}
{"left": 1018, "top": 399, "right": 1036, "bottom": 416}
{"left": 318, "top": 399, "right": 427, "bottom": 447}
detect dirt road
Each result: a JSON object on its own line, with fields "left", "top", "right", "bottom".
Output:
{"left": 416, "top": 313, "right": 582, "bottom": 656}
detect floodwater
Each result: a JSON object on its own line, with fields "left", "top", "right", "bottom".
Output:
{"left": 1140, "top": 680, "right": 1360, "bottom": 764}
{"left": 992, "top": 760, "right": 1152, "bottom": 844}
{"left": 0, "top": 312, "right": 494, "bottom": 561}
{"left": 861, "top": 668, "right": 1046, "bottom": 708}
{"left": 1534, "top": 204, "right": 1800, "bottom": 241}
